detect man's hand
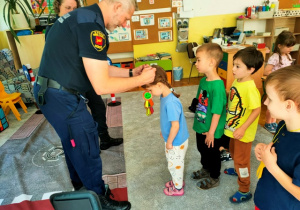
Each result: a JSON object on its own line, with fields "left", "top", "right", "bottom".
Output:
{"left": 133, "top": 64, "right": 150, "bottom": 76}
{"left": 139, "top": 66, "right": 156, "bottom": 85}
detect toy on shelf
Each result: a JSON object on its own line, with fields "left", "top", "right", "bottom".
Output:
{"left": 143, "top": 91, "right": 154, "bottom": 116}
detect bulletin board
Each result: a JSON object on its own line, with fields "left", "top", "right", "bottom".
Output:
{"left": 137, "top": 0, "right": 172, "bottom": 10}
{"left": 107, "top": 0, "right": 173, "bottom": 52}
{"left": 279, "top": 0, "right": 299, "bottom": 9}
{"left": 130, "top": 12, "right": 173, "bottom": 45}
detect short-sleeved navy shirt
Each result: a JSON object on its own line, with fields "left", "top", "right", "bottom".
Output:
{"left": 254, "top": 121, "right": 300, "bottom": 209}
{"left": 38, "top": 4, "right": 109, "bottom": 93}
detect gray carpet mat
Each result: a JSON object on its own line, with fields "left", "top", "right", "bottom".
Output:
{"left": 0, "top": 98, "right": 124, "bottom": 205}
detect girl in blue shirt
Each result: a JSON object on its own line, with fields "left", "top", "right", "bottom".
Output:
{"left": 142, "top": 65, "right": 189, "bottom": 196}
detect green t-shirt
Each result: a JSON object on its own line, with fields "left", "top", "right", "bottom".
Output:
{"left": 224, "top": 79, "right": 261, "bottom": 143}
{"left": 193, "top": 77, "right": 227, "bottom": 138}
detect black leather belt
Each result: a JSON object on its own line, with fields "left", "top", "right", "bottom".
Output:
{"left": 36, "top": 76, "right": 78, "bottom": 106}
{"left": 36, "top": 76, "right": 77, "bottom": 95}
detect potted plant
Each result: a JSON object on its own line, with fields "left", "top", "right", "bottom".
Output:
{"left": 2, "top": 0, "right": 48, "bottom": 43}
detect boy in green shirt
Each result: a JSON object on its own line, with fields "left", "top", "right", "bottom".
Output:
{"left": 190, "top": 43, "right": 227, "bottom": 190}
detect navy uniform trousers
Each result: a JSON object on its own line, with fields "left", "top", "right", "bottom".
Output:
{"left": 34, "top": 84, "right": 105, "bottom": 195}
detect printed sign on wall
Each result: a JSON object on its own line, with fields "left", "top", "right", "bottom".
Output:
{"left": 107, "top": 20, "right": 132, "bottom": 42}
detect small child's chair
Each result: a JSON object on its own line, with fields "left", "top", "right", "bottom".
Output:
{"left": 187, "top": 42, "right": 199, "bottom": 83}
{"left": 0, "top": 81, "right": 27, "bottom": 121}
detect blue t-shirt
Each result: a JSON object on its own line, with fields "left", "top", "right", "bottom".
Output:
{"left": 39, "top": 4, "right": 109, "bottom": 93}
{"left": 254, "top": 121, "right": 300, "bottom": 209}
{"left": 160, "top": 93, "right": 189, "bottom": 146}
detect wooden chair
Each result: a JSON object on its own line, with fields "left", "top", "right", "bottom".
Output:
{"left": 0, "top": 81, "right": 27, "bottom": 121}
{"left": 261, "top": 76, "right": 267, "bottom": 103}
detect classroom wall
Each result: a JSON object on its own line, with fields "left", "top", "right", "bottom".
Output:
{"left": 0, "top": 0, "right": 32, "bottom": 50}
{"left": 0, "top": 32, "right": 9, "bottom": 50}
{"left": 134, "top": 13, "right": 241, "bottom": 78}
{"left": 0, "top": 0, "right": 9, "bottom": 50}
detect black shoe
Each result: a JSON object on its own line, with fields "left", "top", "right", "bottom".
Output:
{"left": 71, "top": 180, "right": 84, "bottom": 191}
{"left": 99, "top": 133, "right": 123, "bottom": 150}
{"left": 35, "top": 110, "right": 43, "bottom": 114}
{"left": 98, "top": 185, "right": 131, "bottom": 210}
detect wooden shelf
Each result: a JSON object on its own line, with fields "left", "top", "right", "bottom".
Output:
{"left": 238, "top": 16, "right": 300, "bottom": 21}
{"left": 111, "top": 57, "right": 134, "bottom": 63}
{"left": 245, "top": 35, "right": 272, "bottom": 38}
{"left": 237, "top": 15, "right": 300, "bottom": 64}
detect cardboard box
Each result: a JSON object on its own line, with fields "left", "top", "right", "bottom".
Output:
{"left": 275, "top": 27, "right": 289, "bottom": 36}
{"left": 258, "top": 11, "right": 274, "bottom": 19}
{"left": 257, "top": 32, "right": 271, "bottom": 36}
{"left": 292, "top": 44, "right": 300, "bottom": 52}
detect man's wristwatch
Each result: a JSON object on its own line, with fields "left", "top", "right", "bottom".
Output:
{"left": 129, "top": 69, "right": 133, "bottom": 77}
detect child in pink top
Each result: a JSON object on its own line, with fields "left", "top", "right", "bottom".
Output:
{"left": 263, "top": 30, "right": 296, "bottom": 133}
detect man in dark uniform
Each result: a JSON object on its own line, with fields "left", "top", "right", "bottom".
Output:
{"left": 34, "top": 0, "right": 155, "bottom": 209}
{"left": 45, "top": 0, "right": 123, "bottom": 151}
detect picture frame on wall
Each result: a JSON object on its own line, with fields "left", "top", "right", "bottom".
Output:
{"left": 140, "top": 14, "right": 155, "bottom": 26}
{"left": 158, "top": 30, "right": 172, "bottom": 42}
{"left": 119, "top": 33, "right": 130, "bottom": 41}
{"left": 134, "top": 29, "right": 148, "bottom": 40}
{"left": 158, "top": 17, "right": 172, "bottom": 29}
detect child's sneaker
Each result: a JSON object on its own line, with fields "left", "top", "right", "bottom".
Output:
{"left": 196, "top": 176, "right": 220, "bottom": 190}
{"left": 220, "top": 149, "right": 232, "bottom": 162}
{"left": 165, "top": 180, "right": 185, "bottom": 188}
{"left": 190, "top": 168, "right": 209, "bottom": 180}
{"left": 229, "top": 190, "right": 252, "bottom": 203}
{"left": 264, "top": 123, "right": 276, "bottom": 133}
{"left": 224, "top": 168, "right": 238, "bottom": 176}
{"left": 163, "top": 185, "right": 184, "bottom": 196}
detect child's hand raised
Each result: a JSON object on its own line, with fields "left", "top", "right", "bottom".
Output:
{"left": 255, "top": 143, "right": 267, "bottom": 161}
{"left": 261, "top": 142, "right": 278, "bottom": 172}
{"left": 203, "top": 132, "right": 214, "bottom": 148}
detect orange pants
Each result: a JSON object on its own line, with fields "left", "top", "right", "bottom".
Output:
{"left": 229, "top": 138, "right": 252, "bottom": 192}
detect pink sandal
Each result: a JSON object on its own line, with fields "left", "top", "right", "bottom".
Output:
{"left": 165, "top": 180, "right": 185, "bottom": 188}
{"left": 163, "top": 185, "right": 184, "bottom": 196}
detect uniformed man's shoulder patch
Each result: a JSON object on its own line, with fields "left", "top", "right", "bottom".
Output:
{"left": 90, "top": 30, "right": 106, "bottom": 52}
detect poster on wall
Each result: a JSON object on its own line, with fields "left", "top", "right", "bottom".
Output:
{"left": 140, "top": 14, "right": 155, "bottom": 26}
{"left": 134, "top": 29, "right": 148, "bottom": 40}
{"left": 107, "top": 20, "right": 132, "bottom": 42}
{"left": 158, "top": 30, "right": 172, "bottom": 42}
{"left": 158, "top": 17, "right": 172, "bottom": 29}
{"left": 132, "top": 16, "right": 140, "bottom": 22}
{"left": 31, "top": 0, "right": 52, "bottom": 15}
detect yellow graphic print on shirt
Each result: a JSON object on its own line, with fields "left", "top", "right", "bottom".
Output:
{"left": 224, "top": 80, "right": 260, "bottom": 143}
{"left": 226, "top": 86, "right": 246, "bottom": 131}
